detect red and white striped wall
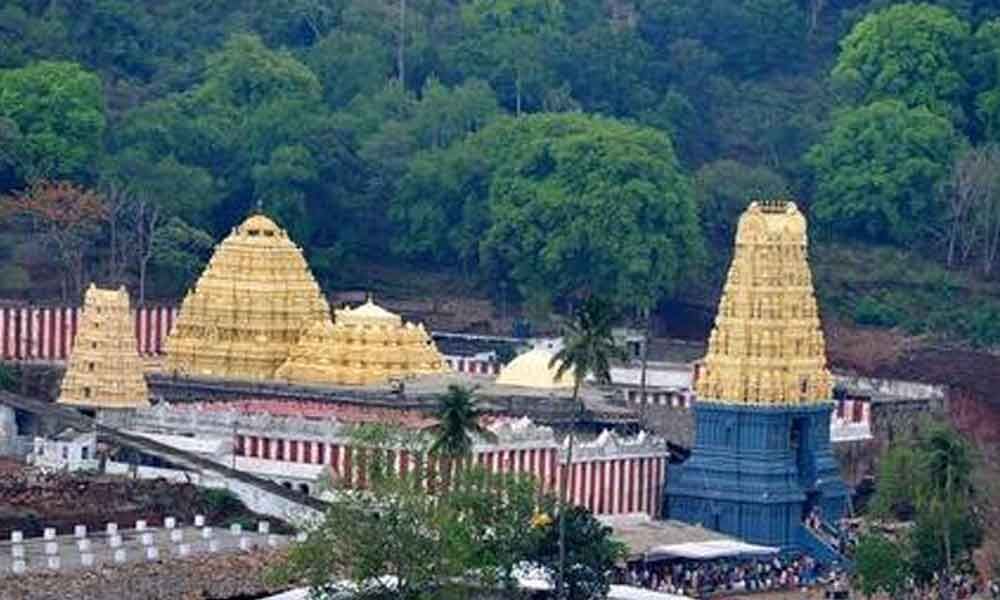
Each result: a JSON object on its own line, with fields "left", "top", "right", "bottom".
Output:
{"left": 234, "top": 433, "right": 667, "bottom": 517}
{"left": 0, "top": 305, "right": 504, "bottom": 374}
{"left": 0, "top": 305, "right": 177, "bottom": 361}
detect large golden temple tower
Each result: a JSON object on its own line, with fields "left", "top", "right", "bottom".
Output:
{"left": 164, "top": 214, "right": 330, "bottom": 380}
{"left": 58, "top": 285, "right": 150, "bottom": 409}
{"left": 275, "top": 297, "right": 446, "bottom": 385}
{"left": 668, "top": 199, "right": 848, "bottom": 551}
{"left": 695, "top": 200, "right": 832, "bottom": 405}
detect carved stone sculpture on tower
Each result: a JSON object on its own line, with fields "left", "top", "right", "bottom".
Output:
{"left": 58, "top": 285, "right": 150, "bottom": 409}
{"left": 695, "top": 200, "right": 833, "bottom": 405}
{"left": 275, "top": 296, "right": 447, "bottom": 386}
{"left": 164, "top": 214, "right": 330, "bottom": 380}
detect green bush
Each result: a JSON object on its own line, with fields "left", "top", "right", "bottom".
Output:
{"left": 199, "top": 488, "right": 244, "bottom": 515}
{"left": 852, "top": 295, "right": 902, "bottom": 328}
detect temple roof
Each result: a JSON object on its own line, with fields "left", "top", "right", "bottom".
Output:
{"left": 164, "top": 213, "right": 330, "bottom": 381}
{"left": 496, "top": 346, "right": 573, "bottom": 390}
{"left": 695, "top": 200, "right": 832, "bottom": 405}
{"left": 334, "top": 297, "right": 402, "bottom": 327}
{"left": 276, "top": 296, "right": 446, "bottom": 386}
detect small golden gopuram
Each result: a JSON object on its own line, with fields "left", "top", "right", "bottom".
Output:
{"left": 58, "top": 284, "right": 150, "bottom": 409}
{"left": 276, "top": 296, "right": 447, "bottom": 386}
{"left": 164, "top": 214, "right": 330, "bottom": 380}
{"left": 695, "top": 200, "right": 833, "bottom": 405}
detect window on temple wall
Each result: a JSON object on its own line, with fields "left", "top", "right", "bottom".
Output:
{"left": 88, "top": 362, "right": 94, "bottom": 372}
{"left": 276, "top": 439, "right": 284, "bottom": 461}
{"left": 853, "top": 400, "right": 864, "bottom": 423}
{"left": 83, "top": 387, "right": 91, "bottom": 398}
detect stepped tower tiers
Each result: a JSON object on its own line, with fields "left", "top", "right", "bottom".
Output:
{"left": 696, "top": 200, "right": 833, "bottom": 405}
{"left": 275, "top": 297, "right": 447, "bottom": 386}
{"left": 165, "top": 214, "right": 330, "bottom": 381}
{"left": 667, "top": 200, "right": 849, "bottom": 557}
{"left": 58, "top": 285, "right": 150, "bottom": 409}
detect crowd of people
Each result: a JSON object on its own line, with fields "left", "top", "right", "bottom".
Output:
{"left": 621, "top": 554, "right": 824, "bottom": 598}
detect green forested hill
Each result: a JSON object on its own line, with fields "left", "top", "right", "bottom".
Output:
{"left": 1, "top": 0, "right": 1000, "bottom": 346}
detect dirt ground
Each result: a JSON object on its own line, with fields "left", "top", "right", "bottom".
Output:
{"left": 0, "top": 464, "right": 284, "bottom": 539}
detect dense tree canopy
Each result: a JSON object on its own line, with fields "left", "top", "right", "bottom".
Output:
{"left": 0, "top": 61, "right": 105, "bottom": 182}
{"left": 3, "top": 0, "right": 1000, "bottom": 344}
{"left": 833, "top": 4, "right": 972, "bottom": 122}
{"left": 807, "top": 100, "right": 964, "bottom": 245}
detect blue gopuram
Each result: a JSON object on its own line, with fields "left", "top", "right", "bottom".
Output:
{"left": 666, "top": 201, "right": 849, "bottom": 553}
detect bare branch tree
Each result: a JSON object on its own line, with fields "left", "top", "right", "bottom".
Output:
{"left": 101, "top": 180, "right": 138, "bottom": 287}
{"left": 0, "top": 181, "right": 107, "bottom": 301}
{"left": 940, "top": 148, "right": 990, "bottom": 268}
{"left": 134, "top": 194, "right": 161, "bottom": 307}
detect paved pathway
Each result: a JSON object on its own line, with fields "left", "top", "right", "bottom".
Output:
{"left": 1, "top": 525, "right": 291, "bottom": 576}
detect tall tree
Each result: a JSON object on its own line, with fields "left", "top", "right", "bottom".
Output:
{"left": 832, "top": 3, "right": 971, "bottom": 123}
{"left": 0, "top": 61, "right": 105, "bottom": 182}
{"left": 424, "top": 384, "right": 497, "bottom": 488}
{"left": 871, "top": 421, "right": 981, "bottom": 581}
{"left": 459, "top": 0, "right": 564, "bottom": 115}
{"left": 806, "top": 100, "right": 964, "bottom": 246}
{"left": 477, "top": 113, "right": 702, "bottom": 309}
{"left": 549, "top": 296, "right": 625, "bottom": 599}
{"left": 1, "top": 181, "right": 107, "bottom": 300}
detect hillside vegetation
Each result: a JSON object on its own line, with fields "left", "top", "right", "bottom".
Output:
{"left": 1, "top": 0, "right": 1000, "bottom": 347}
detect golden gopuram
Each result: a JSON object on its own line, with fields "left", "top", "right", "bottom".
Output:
{"left": 695, "top": 200, "right": 833, "bottom": 405}
{"left": 164, "top": 214, "right": 330, "bottom": 380}
{"left": 276, "top": 296, "right": 446, "bottom": 386}
{"left": 58, "top": 285, "right": 150, "bottom": 409}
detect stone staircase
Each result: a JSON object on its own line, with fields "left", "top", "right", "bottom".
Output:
{"left": 797, "top": 522, "right": 851, "bottom": 569}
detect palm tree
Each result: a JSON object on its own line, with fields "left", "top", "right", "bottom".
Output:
{"left": 917, "top": 424, "right": 974, "bottom": 573}
{"left": 424, "top": 384, "right": 496, "bottom": 490}
{"left": 550, "top": 296, "right": 625, "bottom": 598}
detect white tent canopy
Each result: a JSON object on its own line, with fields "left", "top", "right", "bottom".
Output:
{"left": 646, "top": 540, "right": 779, "bottom": 561}
{"left": 609, "top": 585, "right": 695, "bottom": 600}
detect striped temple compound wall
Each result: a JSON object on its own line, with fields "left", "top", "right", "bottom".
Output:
{"left": 128, "top": 404, "right": 668, "bottom": 517}
{"left": 0, "top": 305, "right": 502, "bottom": 375}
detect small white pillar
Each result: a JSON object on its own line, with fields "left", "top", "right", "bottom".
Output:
{"left": 106, "top": 522, "right": 118, "bottom": 536}
{"left": 12, "top": 560, "right": 26, "bottom": 575}
{"left": 77, "top": 539, "right": 91, "bottom": 553}
{"left": 208, "top": 539, "right": 220, "bottom": 553}
{"left": 135, "top": 520, "right": 147, "bottom": 532}
{"left": 43, "top": 527, "right": 56, "bottom": 540}
{"left": 10, "top": 531, "right": 23, "bottom": 544}
{"left": 109, "top": 534, "right": 123, "bottom": 548}
{"left": 239, "top": 537, "right": 251, "bottom": 551}
{"left": 164, "top": 517, "right": 176, "bottom": 530}
{"left": 140, "top": 532, "right": 154, "bottom": 546}
{"left": 177, "top": 544, "right": 190, "bottom": 558}
{"left": 145, "top": 546, "right": 159, "bottom": 561}
{"left": 81, "top": 553, "right": 95, "bottom": 568}
{"left": 201, "top": 527, "right": 212, "bottom": 540}
{"left": 113, "top": 549, "right": 127, "bottom": 564}
{"left": 74, "top": 524, "right": 87, "bottom": 539}
{"left": 194, "top": 515, "right": 205, "bottom": 528}
{"left": 44, "top": 541, "right": 59, "bottom": 556}
{"left": 11, "top": 545, "right": 25, "bottom": 559}
{"left": 267, "top": 534, "right": 278, "bottom": 547}
{"left": 47, "top": 556, "right": 61, "bottom": 570}
{"left": 229, "top": 523, "right": 242, "bottom": 536}
{"left": 170, "top": 530, "right": 183, "bottom": 543}
{"left": 257, "top": 521, "right": 270, "bottom": 535}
